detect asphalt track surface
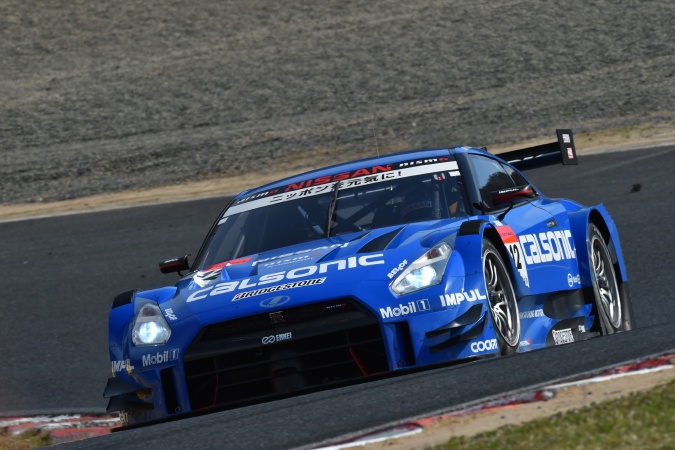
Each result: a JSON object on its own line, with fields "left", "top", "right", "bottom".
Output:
{"left": 1, "top": 145, "right": 674, "bottom": 449}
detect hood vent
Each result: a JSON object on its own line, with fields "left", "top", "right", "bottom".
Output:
{"left": 357, "top": 227, "right": 403, "bottom": 254}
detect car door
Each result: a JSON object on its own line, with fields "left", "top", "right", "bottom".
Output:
{"left": 463, "top": 153, "right": 578, "bottom": 294}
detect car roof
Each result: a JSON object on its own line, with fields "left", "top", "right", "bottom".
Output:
{"left": 235, "top": 146, "right": 493, "bottom": 199}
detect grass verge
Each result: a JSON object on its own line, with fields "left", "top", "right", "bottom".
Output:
{"left": 0, "top": 428, "right": 51, "bottom": 450}
{"left": 435, "top": 378, "right": 675, "bottom": 450}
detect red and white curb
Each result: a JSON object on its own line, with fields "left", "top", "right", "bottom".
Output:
{"left": 313, "top": 353, "right": 675, "bottom": 450}
{"left": 0, "top": 414, "right": 118, "bottom": 445}
{"left": 1, "top": 354, "right": 672, "bottom": 446}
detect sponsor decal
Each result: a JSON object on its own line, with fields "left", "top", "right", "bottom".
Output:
{"left": 497, "top": 225, "right": 530, "bottom": 288}
{"left": 234, "top": 278, "right": 325, "bottom": 300}
{"left": 224, "top": 160, "right": 459, "bottom": 217}
{"left": 520, "top": 339, "right": 533, "bottom": 347}
{"left": 164, "top": 308, "right": 178, "bottom": 321}
{"left": 562, "top": 133, "right": 571, "bottom": 143}
{"left": 260, "top": 254, "right": 315, "bottom": 268}
{"left": 567, "top": 273, "right": 581, "bottom": 287}
{"left": 187, "top": 254, "right": 385, "bottom": 303}
{"left": 193, "top": 257, "right": 253, "bottom": 287}
{"left": 253, "top": 244, "right": 347, "bottom": 267}
{"left": 262, "top": 332, "right": 293, "bottom": 345}
{"left": 387, "top": 259, "right": 408, "bottom": 280}
{"left": 379, "top": 299, "right": 430, "bottom": 319}
{"left": 141, "top": 349, "right": 180, "bottom": 368}
{"left": 260, "top": 295, "right": 292, "bottom": 308}
{"left": 440, "top": 289, "right": 487, "bottom": 307}
{"left": 552, "top": 328, "right": 575, "bottom": 345}
{"left": 111, "top": 359, "right": 135, "bottom": 374}
{"left": 519, "top": 309, "right": 545, "bottom": 319}
{"left": 470, "top": 339, "right": 498, "bottom": 353}
{"left": 567, "top": 148, "right": 574, "bottom": 159}
{"left": 269, "top": 311, "right": 285, "bottom": 324}
{"left": 518, "top": 229, "right": 576, "bottom": 265}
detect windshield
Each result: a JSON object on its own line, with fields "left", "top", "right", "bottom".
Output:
{"left": 195, "top": 158, "right": 468, "bottom": 270}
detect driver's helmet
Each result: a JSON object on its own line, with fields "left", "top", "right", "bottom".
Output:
{"left": 400, "top": 188, "right": 434, "bottom": 222}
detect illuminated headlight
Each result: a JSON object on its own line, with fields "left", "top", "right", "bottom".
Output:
{"left": 390, "top": 243, "right": 451, "bottom": 295}
{"left": 132, "top": 303, "right": 171, "bottom": 346}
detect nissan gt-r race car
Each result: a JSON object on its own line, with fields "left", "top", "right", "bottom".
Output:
{"left": 104, "top": 129, "right": 634, "bottom": 428}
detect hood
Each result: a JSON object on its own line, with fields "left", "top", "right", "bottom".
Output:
{"left": 161, "top": 220, "right": 462, "bottom": 322}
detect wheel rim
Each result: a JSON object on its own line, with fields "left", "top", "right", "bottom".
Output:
{"left": 590, "top": 235, "right": 622, "bottom": 330}
{"left": 484, "top": 250, "right": 520, "bottom": 347}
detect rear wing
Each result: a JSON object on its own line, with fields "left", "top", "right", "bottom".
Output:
{"left": 495, "top": 129, "right": 577, "bottom": 170}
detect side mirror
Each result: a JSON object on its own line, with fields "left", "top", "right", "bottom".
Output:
{"left": 491, "top": 185, "right": 536, "bottom": 207}
{"left": 159, "top": 255, "right": 190, "bottom": 275}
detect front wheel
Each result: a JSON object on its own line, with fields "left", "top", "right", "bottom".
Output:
{"left": 483, "top": 240, "right": 520, "bottom": 355}
{"left": 588, "top": 224, "right": 625, "bottom": 334}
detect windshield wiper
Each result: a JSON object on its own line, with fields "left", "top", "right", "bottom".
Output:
{"left": 326, "top": 181, "right": 341, "bottom": 237}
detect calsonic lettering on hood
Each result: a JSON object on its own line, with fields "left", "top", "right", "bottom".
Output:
{"left": 379, "top": 299, "right": 430, "bottom": 319}
{"left": 518, "top": 230, "right": 576, "bottom": 265}
{"left": 440, "top": 289, "right": 487, "bottom": 307}
{"left": 187, "top": 254, "right": 385, "bottom": 303}
{"left": 141, "top": 349, "right": 180, "bottom": 368}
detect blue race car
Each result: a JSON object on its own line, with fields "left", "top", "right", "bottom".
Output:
{"left": 104, "top": 129, "right": 634, "bottom": 427}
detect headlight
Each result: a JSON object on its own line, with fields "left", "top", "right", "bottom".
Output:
{"left": 390, "top": 243, "right": 451, "bottom": 295}
{"left": 132, "top": 303, "right": 171, "bottom": 346}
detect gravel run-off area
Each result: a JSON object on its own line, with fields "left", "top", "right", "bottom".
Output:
{"left": 1, "top": 0, "right": 674, "bottom": 209}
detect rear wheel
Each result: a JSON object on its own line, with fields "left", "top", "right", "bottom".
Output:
{"left": 588, "top": 224, "right": 624, "bottom": 334}
{"left": 483, "top": 240, "right": 520, "bottom": 355}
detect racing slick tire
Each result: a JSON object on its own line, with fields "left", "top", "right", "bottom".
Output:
{"left": 482, "top": 239, "right": 520, "bottom": 355}
{"left": 588, "top": 223, "right": 630, "bottom": 335}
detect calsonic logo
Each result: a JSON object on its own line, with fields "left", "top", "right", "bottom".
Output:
{"left": 262, "top": 332, "right": 293, "bottom": 345}
{"left": 471, "top": 339, "right": 498, "bottom": 353}
{"left": 111, "top": 359, "right": 134, "bottom": 374}
{"left": 518, "top": 230, "right": 576, "bottom": 265}
{"left": 187, "top": 254, "right": 385, "bottom": 303}
{"left": 552, "top": 328, "right": 574, "bottom": 345}
{"left": 379, "top": 299, "right": 430, "bottom": 319}
{"left": 142, "top": 349, "right": 180, "bottom": 368}
{"left": 387, "top": 259, "right": 408, "bottom": 279}
{"left": 440, "top": 289, "right": 487, "bottom": 307}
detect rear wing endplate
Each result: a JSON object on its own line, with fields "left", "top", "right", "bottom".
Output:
{"left": 495, "top": 129, "right": 577, "bottom": 170}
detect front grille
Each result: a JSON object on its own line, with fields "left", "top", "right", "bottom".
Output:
{"left": 183, "top": 299, "right": 389, "bottom": 411}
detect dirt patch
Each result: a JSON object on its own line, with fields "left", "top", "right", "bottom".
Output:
{"left": 1, "top": 125, "right": 673, "bottom": 222}
{"left": 355, "top": 359, "right": 675, "bottom": 450}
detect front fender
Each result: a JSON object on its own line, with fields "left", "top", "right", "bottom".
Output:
{"left": 568, "top": 204, "right": 628, "bottom": 283}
